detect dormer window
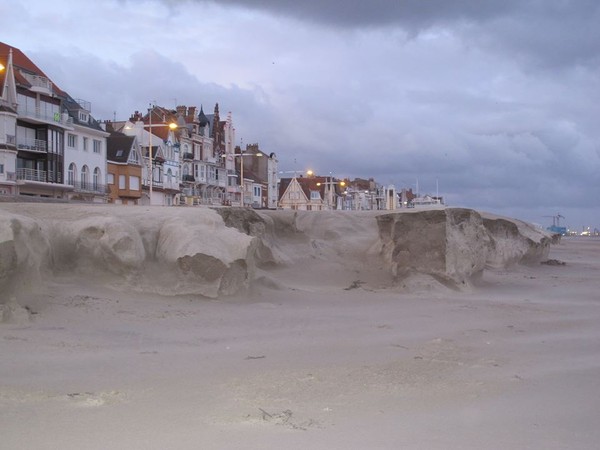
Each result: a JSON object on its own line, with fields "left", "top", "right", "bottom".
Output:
{"left": 79, "top": 111, "right": 88, "bottom": 122}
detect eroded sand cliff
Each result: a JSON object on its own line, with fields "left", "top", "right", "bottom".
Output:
{"left": 0, "top": 204, "right": 552, "bottom": 300}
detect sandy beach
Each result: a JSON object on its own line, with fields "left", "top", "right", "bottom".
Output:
{"left": 1, "top": 204, "right": 599, "bottom": 449}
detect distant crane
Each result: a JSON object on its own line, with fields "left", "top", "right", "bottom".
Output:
{"left": 543, "top": 213, "right": 567, "bottom": 235}
{"left": 543, "top": 213, "right": 564, "bottom": 227}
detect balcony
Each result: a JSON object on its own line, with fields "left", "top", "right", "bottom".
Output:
{"left": 182, "top": 174, "right": 195, "bottom": 182}
{"left": 16, "top": 168, "right": 62, "bottom": 183}
{"left": 17, "top": 137, "right": 47, "bottom": 153}
{"left": 17, "top": 105, "right": 74, "bottom": 128}
{"left": 183, "top": 152, "right": 194, "bottom": 161}
{"left": 20, "top": 71, "right": 53, "bottom": 94}
{"left": 163, "top": 180, "right": 180, "bottom": 191}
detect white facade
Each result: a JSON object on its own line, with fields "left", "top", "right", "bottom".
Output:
{"left": 0, "top": 109, "right": 17, "bottom": 195}
{"left": 64, "top": 121, "right": 109, "bottom": 202}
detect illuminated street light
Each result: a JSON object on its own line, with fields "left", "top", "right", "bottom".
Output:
{"left": 316, "top": 177, "right": 346, "bottom": 210}
{"left": 142, "top": 106, "right": 177, "bottom": 205}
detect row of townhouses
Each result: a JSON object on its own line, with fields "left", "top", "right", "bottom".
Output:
{"left": 0, "top": 41, "right": 442, "bottom": 211}
{"left": 0, "top": 42, "right": 279, "bottom": 208}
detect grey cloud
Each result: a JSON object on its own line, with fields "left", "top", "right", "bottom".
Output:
{"left": 175, "top": 0, "right": 522, "bottom": 29}
{"left": 174, "top": 0, "right": 600, "bottom": 71}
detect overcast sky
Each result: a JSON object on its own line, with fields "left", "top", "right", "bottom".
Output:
{"left": 3, "top": 0, "right": 599, "bottom": 230}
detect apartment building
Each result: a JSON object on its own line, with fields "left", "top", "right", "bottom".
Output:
{"left": 0, "top": 41, "right": 107, "bottom": 201}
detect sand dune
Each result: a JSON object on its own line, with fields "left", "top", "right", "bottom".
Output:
{"left": 1, "top": 204, "right": 598, "bottom": 449}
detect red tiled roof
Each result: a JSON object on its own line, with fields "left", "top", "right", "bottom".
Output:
{"left": 0, "top": 41, "right": 65, "bottom": 97}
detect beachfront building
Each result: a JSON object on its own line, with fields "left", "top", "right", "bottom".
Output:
{"left": 232, "top": 143, "right": 278, "bottom": 208}
{"left": 175, "top": 104, "right": 228, "bottom": 206}
{"left": 115, "top": 106, "right": 181, "bottom": 206}
{"left": 0, "top": 41, "right": 109, "bottom": 201}
{"left": 278, "top": 175, "right": 344, "bottom": 210}
{"left": 63, "top": 97, "right": 109, "bottom": 202}
{"left": 106, "top": 131, "right": 143, "bottom": 205}
{"left": 339, "top": 178, "right": 385, "bottom": 210}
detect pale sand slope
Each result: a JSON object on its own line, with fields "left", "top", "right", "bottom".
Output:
{"left": 1, "top": 204, "right": 599, "bottom": 449}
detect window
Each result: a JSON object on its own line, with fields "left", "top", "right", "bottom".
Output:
{"left": 83, "top": 137, "right": 88, "bottom": 151}
{"left": 254, "top": 186, "right": 261, "bottom": 197}
{"left": 81, "top": 166, "right": 89, "bottom": 188}
{"left": 67, "top": 134, "right": 77, "bottom": 148}
{"left": 129, "top": 150, "right": 139, "bottom": 164}
{"left": 39, "top": 99, "right": 59, "bottom": 122}
{"left": 107, "top": 173, "right": 115, "bottom": 185}
{"left": 119, "top": 175, "right": 126, "bottom": 189}
{"left": 17, "top": 93, "right": 36, "bottom": 114}
{"left": 79, "top": 111, "right": 88, "bottom": 122}
{"left": 93, "top": 140, "right": 101, "bottom": 154}
{"left": 68, "top": 163, "right": 76, "bottom": 185}
{"left": 129, "top": 176, "right": 140, "bottom": 191}
{"left": 310, "top": 191, "right": 321, "bottom": 200}
{"left": 93, "top": 167, "right": 101, "bottom": 190}
{"left": 0, "top": 164, "right": 4, "bottom": 174}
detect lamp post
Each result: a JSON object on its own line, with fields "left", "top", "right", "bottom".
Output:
{"left": 316, "top": 177, "right": 346, "bottom": 210}
{"left": 144, "top": 107, "right": 177, "bottom": 206}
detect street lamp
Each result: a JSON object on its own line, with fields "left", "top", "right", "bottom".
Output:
{"left": 316, "top": 177, "right": 346, "bottom": 210}
{"left": 146, "top": 108, "right": 177, "bottom": 205}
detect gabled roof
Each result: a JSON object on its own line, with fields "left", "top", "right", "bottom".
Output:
{"left": 107, "top": 132, "right": 137, "bottom": 164}
{"left": 279, "top": 175, "right": 346, "bottom": 202}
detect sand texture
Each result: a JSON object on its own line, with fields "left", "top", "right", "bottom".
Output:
{"left": 1, "top": 204, "right": 598, "bottom": 449}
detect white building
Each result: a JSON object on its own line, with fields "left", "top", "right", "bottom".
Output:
{"left": 1, "top": 41, "right": 108, "bottom": 201}
{"left": 63, "top": 97, "right": 109, "bottom": 202}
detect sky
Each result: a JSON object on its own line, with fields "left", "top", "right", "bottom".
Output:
{"left": 2, "top": 0, "right": 600, "bottom": 230}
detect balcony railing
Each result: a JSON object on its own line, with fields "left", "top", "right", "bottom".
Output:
{"left": 5, "top": 135, "right": 16, "bottom": 146}
{"left": 17, "top": 137, "right": 47, "bottom": 153}
{"left": 183, "top": 152, "right": 194, "bottom": 160}
{"left": 68, "top": 180, "right": 107, "bottom": 194}
{"left": 16, "top": 168, "right": 62, "bottom": 183}
{"left": 163, "top": 180, "right": 180, "bottom": 190}
{"left": 182, "top": 174, "right": 195, "bottom": 182}
{"left": 20, "top": 72, "right": 53, "bottom": 93}
{"left": 16, "top": 105, "right": 74, "bottom": 127}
